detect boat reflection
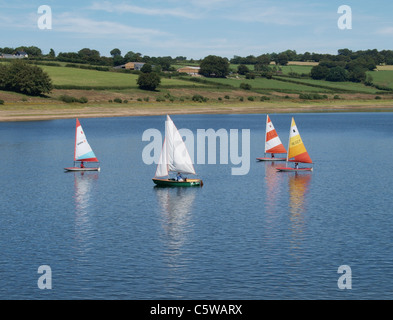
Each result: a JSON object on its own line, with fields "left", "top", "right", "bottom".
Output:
{"left": 73, "top": 172, "right": 99, "bottom": 255}
{"left": 154, "top": 187, "right": 197, "bottom": 268}
{"left": 288, "top": 173, "right": 312, "bottom": 254}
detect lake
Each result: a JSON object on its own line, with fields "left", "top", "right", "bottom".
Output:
{"left": 0, "top": 112, "right": 393, "bottom": 300}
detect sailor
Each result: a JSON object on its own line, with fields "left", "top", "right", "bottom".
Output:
{"left": 294, "top": 162, "right": 299, "bottom": 169}
{"left": 176, "top": 172, "right": 184, "bottom": 182}
{"left": 80, "top": 161, "right": 85, "bottom": 168}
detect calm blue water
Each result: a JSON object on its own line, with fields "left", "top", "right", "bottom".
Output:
{"left": 1, "top": 112, "right": 393, "bottom": 300}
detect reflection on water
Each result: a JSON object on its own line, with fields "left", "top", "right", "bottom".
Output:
{"left": 264, "top": 162, "right": 286, "bottom": 218}
{"left": 73, "top": 172, "right": 99, "bottom": 256}
{"left": 154, "top": 187, "right": 196, "bottom": 269}
{"left": 288, "top": 173, "right": 312, "bottom": 255}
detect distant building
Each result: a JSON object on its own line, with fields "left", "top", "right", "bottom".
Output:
{"left": 0, "top": 51, "right": 28, "bottom": 59}
{"left": 114, "top": 62, "right": 146, "bottom": 71}
{"left": 15, "top": 51, "right": 28, "bottom": 58}
{"left": 125, "top": 62, "right": 145, "bottom": 70}
{"left": 177, "top": 66, "right": 200, "bottom": 76}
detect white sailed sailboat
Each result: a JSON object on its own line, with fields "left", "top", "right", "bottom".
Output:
{"left": 276, "top": 117, "right": 313, "bottom": 172}
{"left": 257, "top": 115, "right": 287, "bottom": 161}
{"left": 64, "top": 118, "right": 100, "bottom": 172}
{"left": 152, "top": 115, "right": 203, "bottom": 187}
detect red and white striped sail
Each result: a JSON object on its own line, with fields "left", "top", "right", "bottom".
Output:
{"left": 265, "top": 115, "right": 287, "bottom": 154}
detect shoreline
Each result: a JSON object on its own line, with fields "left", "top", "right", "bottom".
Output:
{"left": 1, "top": 100, "right": 393, "bottom": 122}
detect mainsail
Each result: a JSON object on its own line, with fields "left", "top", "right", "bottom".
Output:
{"left": 287, "top": 117, "right": 312, "bottom": 164}
{"left": 155, "top": 115, "right": 196, "bottom": 178}
{"left": 74, "top": 119, "right": 99, "bottom": 162}
{"left": 265, "top": 115, "right": 287, "bottom": 154}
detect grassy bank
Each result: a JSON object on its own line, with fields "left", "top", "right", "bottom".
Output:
{"left": 1, "top": 61, "right": 393, "bottom": 121}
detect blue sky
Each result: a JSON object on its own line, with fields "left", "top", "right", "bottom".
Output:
{"left": 1, "top": 0, "right": 392, "bottom": 59}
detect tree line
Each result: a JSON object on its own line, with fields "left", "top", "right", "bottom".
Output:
{"left": 3, "top": 46, "right": 393, "bottom": 69}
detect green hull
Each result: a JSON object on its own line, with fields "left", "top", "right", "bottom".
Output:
{"left": 152, "top": 178, "right": 203, "bottom": 187}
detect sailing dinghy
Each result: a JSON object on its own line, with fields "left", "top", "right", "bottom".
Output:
{"left": 152, "top": 115, "right": 203, "bottom": 187}
{"left": 257, "top": 115, "right": 287, "bottom": 161}
{"left": 64, "top": 118, "right": 100, "bottom": 172}
{"left": 276, "top": 117, "right": 313, "bottom": 172}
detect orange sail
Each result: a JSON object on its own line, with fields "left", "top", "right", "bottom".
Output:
{"left": 287, "top": 117, "right": 312, "bottom": 164}
{"left": 265, "top": 115, "right": 287, "bottom": 154}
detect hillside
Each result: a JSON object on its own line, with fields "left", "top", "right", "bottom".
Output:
{"left": 1, "top": 61, "right": 393, "bottom": 121}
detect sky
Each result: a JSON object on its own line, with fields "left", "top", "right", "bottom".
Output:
{"left": 0, "top": 0, "right": 392, "bottom": 59}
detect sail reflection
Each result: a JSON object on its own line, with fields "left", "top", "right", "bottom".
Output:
{"left": 264, "top": 162, "right": 286, "bottom": 218}
{"left": 154, "top": 187, "right": 196, "bottom": 268}
{"left": 73, "top": 172, "right": 99, "bottom": 255}
{"left": 288, "top": 173, "right": 312, "bottom": 253}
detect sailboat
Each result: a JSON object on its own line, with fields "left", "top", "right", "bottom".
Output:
{"left": 64, "top": 118, "right": 100, "bottom": 172}
{"left": 257, "top": 115, "right": 287, "bottom": 161}
{"left": 152, "top": 115, "right": 203, "bottom": 187}
{"left": 276, "top": 117, "right": 313, "bottom": 172}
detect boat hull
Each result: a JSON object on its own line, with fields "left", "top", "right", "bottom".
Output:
{"left": 152, "top": 178, "right": 203, "bottom": 187}
{"left": 257, "top": 157, "right": 286, "bottom": 162}
{"left": 276, "top": 167, "right": 313, "bottom": 172}
{"left": 64, "top": 167, "right": 100, "bottom": 172}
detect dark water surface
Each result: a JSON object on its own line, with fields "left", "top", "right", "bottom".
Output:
{"left": 1, "top": 113, "right": 393, "bottom": 300}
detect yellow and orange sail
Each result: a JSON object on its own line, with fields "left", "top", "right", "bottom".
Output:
{"left": 287, "top": 117, "right": 312, "bottom": 164}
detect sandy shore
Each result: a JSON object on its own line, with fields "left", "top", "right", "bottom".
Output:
{"left": 1, "top": 100, "right": 393, "bottom": 122}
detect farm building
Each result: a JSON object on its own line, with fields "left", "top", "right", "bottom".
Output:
{"left": 125, "top": 62, "right": 145, "bottom": 70}
{"left": 0, "top": 51, "right": 28, "bottom": 59}
{"left": 177, "top": 66, "right": 200, "bottom": 76}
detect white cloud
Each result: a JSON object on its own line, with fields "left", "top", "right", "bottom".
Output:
{"left": 54, "top": 13, "right": 169, "bottom": 40}
{"left": 376, "top": 27, "right": 393, "bottom": 35}
{"left": 89, "top": 1, "right": 197, "bottom": 19}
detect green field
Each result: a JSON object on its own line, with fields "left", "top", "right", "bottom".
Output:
{"left": 368, "top": 70, "right": 393, "bottom": 89}
{"left": 204, "top": 76, "right": 324, "bottom": 92}
{"left": 40, "top": 65, "right": 207, "bottom": 89}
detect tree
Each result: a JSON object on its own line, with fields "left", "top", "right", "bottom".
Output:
{"left": 140, "top": 63, "right": 153, "bottom": 73}
{"left": 137, "top": 72, "right": 161, "bottom": 91}
{"left": 275, "top": 53, "right": 289, "bottom": 66}
{"left": 48, "top": 48, "right": 56, "bottom": 58}
{"left": 237, "top": 64, "right": 249, "bottom": 75}
{"left": 326, "top": 66, "right": 348, "bottom": 82}
{"left": 78, "top": 48, "right": 101, "bottom": 63}
{"left": 110, "top": 48, "right": 121, "bottom": 57}
{"left": 310, "top": 65, "right": 329, "bottom": 80}
{"left": 348, "top": 66, "right": 367, "bottom": 83}
{"left": 124, "top": 51, "right": 142, "bottom": 62}
{"left": 0, "top": 60, "right": 53, "bottom": 96}
{"left": 199, "top": 55, "right": 230, "bottom": 78}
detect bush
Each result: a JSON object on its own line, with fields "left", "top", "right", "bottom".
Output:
{"left": 0, "top": 99, "right": 4, "bottom": 105}
{"left": 299, "top": 93, "right": 328, "bottom": 100}
{"left": 0, "top": 60, "right": 53, "bottom": 96}
{"left": 137, "top": 72, "right": 161, "bottom": 91}
{"left": 59, "top": 95, "right": 88, "bottom": 103}
{"left": 247, "top": 96, "right": 254, "bottom": 101}
{"left": 192, "top": 94, "right": 208, "bottom": 102}
{"left": 79, "top": 97, "right": 88, "bottom": 104}
{"left": 113, "top": 98, "right": 123, "bottom": 103}
{"left": 240, "top": 83, "right": 251, "bottom": 90}
{"left": 260, "top": 96, "right": 270, "bottom": 101}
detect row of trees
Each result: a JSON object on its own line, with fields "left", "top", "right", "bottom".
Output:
{"left": 230, "top": 49, "right": 393, "bottom": 66}
{"left": 310, "top": 56, "right": 377, "bottom": 83}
